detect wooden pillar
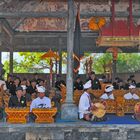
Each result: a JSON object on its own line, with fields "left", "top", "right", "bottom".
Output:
{"left": 9, "top": 38, "right": 14, "bottom": 74}
{"left": 0, "top": 52, "right": 2, "bottom": 77}
{"left": 58, "top": 38, "right": 62, "bottom": 75}
{"left": 112, "top": 60, "right": 117, "bottom": 82}
{"left": 9, "top": 50, "right": 13, "bottom": 74}
{"left": 0, "top": 22, "right": 4, "bottom": 78}
{"left": 61, "top": 0, "right": 78, "bottom": 120}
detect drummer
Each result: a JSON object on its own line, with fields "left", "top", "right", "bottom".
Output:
{"left": 124, "top": 84, "right": 139, "bottom": 100}
{"left": 78, "top": 80, "right": 96, "bottom": 121}
{"left": 100, "top": 85, "right": 115, "bottom": 100}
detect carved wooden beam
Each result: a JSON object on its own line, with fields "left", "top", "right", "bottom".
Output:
{"left": 0, "top": 19, "right": 14, "bottom": 37}
{"left": 0, "top": 11, "right": 67, "bottom": 18}
{"left": 0, "top": 11, "right": 140, "bottom": 18}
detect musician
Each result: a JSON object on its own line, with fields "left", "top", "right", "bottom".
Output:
{"left": 100, "top": 85, "right": 115, "bottom": 100}
{"left": 74, "top": 76, "right": 83, "bottom": 91}
{"left": 112, "top": 77, "right": 119, "bottom": 89}
{"left": 21, "top": 85, "right": 31, "bottom": 102}
{"left": 124, "top": 78, "right": 132, "bottom": 90}
{"left": 48, "top": 88, "right": 62, "bottom": 118}
{"left": 26, "top": 79, "right": 37, "bottom": 96}
{"left": 124, "top": 85, "right": 139, "bottom": 100}
{"left": 9, "top": 77, "right": 21, "bottom": 96}
{"left": 55, "top": 75, "right": 66, "bottom": 91}
{"left": 5, "top": 74, "right": 13, "bottom": 90}
{"left": 78, "top": 80, "right": 95, "bottom": 121}
{"left": 88, "top": 71, "right": 101, "bottom": 90}
{"left": 8, "top": 86, "right": 26, "bottom": 108}
{"left": 129, "top": 75, "right": 136, "bottom": 86}
{"left": 30, "top": 86, "right": 51, "bottom": 112}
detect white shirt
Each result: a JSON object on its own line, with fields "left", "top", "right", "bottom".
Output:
{"left": 124, "top": 92, "right": 140, "bottom": 100}
{"left": 100, "top": 93, "right": 115, "bottom": 100}
{"left": 30, "top": 96, "right": 51, "bottom": 112}
{"left": 78, "top": 92, "right": 91, "bottom": 119}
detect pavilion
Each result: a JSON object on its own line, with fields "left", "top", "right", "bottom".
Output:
{"left": 0, "top": 0, "right": 140, "bottom": 139}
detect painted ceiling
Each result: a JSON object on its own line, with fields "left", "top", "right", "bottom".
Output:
{"left": 0, "top": 0, "right": 139, "bottom": 32}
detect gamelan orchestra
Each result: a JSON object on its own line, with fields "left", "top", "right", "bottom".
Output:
{"left": 0, "top": 72, "right": 140, "bottom": 123}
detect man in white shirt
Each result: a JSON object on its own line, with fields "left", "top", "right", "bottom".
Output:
{"left": 79, "top": 80, "right": 95, "bottom": 121}
{"left": 100, "top": 85, "right": 115, "bottom": 100}
{"left": 30, "top": 86, "right": 51, "bottom": 112}
{"left": 124, "top": 85, "right": 139, "bottom": 100}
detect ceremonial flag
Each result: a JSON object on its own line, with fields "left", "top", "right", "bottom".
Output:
{"left": 73, "top": 7, "right": 83, "bottom": 73}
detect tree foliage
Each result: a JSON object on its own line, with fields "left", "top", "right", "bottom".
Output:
{"left": 117, "top": 53, "right": 140, "bottom": 73}
{"left": 3, "top": 52, "right": 140, "bottom": 75}
{"left": 3, "top": 52, "right": 51, "bottom": 75}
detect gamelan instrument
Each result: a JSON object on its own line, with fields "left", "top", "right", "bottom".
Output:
{"left": 134, "top": 102, "right": 140, "bottom": 121}
{"left": 92, "top": 102, "right": 106, "bottom": 118}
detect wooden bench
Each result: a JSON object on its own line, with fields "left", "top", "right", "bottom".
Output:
{"left": 32, "top": 107, "right": 57, "bottom": 123}
{"left": 5, "top": 107, "right": 29, "bottom": 123}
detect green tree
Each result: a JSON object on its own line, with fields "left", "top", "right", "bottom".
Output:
{"left": 117, "top": 53, "right": 140, "bottom": 73}
{"left": 3, "top": 52, "right": 51, "bottom": 75}
{"left": 93, "top": 53, "right": 112, "bottom": 74}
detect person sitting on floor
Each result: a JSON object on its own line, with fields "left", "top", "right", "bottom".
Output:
{"left": 100, "top": 85, "right": 115, "bottom": 100}
{"left": 30, "top": 86, "right": 51, "bottom": 112}
{"left": 78, "top": 80, "right": 96, "bottom": 121}
{"left": 8, "top": 86, "right": 26, "bottom": 108}
{"left": 124, "top": 84, "right": 139, "bottom": 100}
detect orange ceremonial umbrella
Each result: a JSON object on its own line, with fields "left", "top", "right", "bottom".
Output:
{"left": 41, "top": 49, "right": 59, "bottom": 87}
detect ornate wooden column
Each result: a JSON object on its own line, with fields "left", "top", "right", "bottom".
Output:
{"left": 61, "top": 0, "right": 78, "bottom": 120}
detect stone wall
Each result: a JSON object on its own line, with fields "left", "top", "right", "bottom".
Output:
{"left": 0, "top": 123, "right": 140, "bottom": 140}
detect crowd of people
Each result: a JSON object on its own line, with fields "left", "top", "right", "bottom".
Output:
{"left": 0, "top": 73, "right": 62, "bottom": 121}
{"left": 78, "top": 72, "right": 140, "bottom": 121}
{"left": 74, "top": 72, "right": 140, "bottom": 91}
{"left": 0, "top": 71, "right": 140, "bottom": 122}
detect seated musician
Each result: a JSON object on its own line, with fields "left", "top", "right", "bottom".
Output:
{"left": 124, "top": 84, "right": 139, "bottom": 100}
{"left": 21, "top": 85, "right": 31, "bottom": 102}
{"left": 8, "top": 86, "right": 26, "bottom": 107}
{"left": 78, "top": 80, "right": 95, "bottom": 121}
{"left": 74, "top": 76, "right": 83, "bottom": 91}
{"left": 30, "top": 86, "right": 51, "bottom": 112}
{"left": 100, "top": 85, "right": 114, "bottom": 100}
